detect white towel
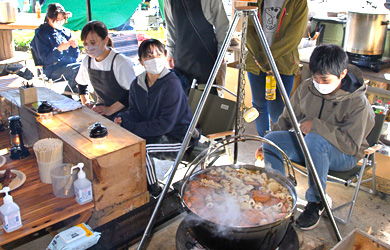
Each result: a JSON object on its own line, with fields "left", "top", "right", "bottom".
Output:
{"left": 50, "top": 99, "right": 82, "bottom": 113}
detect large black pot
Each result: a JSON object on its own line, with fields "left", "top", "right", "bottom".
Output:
{"left": 180, "top": 164, "right": 297, "bottom": 250}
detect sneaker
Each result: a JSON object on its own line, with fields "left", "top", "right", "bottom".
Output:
{"left": 148, "top": 183, "right": 162, "bottom": 198}
{"left": 296, "top": 201, "right": 325, "bottom": 230}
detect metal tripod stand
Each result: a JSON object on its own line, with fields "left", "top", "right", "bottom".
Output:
{"left": 137, "top": 6, "right": 342, "bottom": 249}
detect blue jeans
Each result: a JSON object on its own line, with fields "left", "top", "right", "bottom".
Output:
{"left": 44, "top": 62, "right": 81, "bottom": 92}
{"left": 263, "top": 131, "right": 357, "bottom": 202}
{"left": 247, "top": 71, "right": 294, "bottom": 137}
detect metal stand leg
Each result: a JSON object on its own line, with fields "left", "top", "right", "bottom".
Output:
{"left": 137, "top": 7, "right": 342, "bottom": 249}
{"left": 136, "top": 9, "right": 242, "bottom": 250}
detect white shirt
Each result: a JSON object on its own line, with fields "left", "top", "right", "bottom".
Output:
{"left": 76, "top": 49, "right": 136, "bottom": 90}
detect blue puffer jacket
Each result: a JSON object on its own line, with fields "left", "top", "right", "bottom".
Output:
{"left": 30, "top": 23, "right": 79, "bottom": 77}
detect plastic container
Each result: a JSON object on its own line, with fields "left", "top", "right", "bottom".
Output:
{"left": 71, "top": 163, "right": 93, "bottom": 205}
{"left": 0, "top": 187, "right": 22, "bottom": 233}
{"left": 50, "top": 164, "right": 77, "bottom": 198}
{"left": 38, "top": 158, "right": 63, "bottom": 184}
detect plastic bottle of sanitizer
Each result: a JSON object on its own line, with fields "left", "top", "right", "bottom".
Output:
{"left": 71, "top": 163, "right": 93, "bottom": 205}
{"left": 0, "top": 187, "right": 22, "bottom": 233}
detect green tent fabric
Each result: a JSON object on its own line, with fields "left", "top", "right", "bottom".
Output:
{"left": 39, "top": 0, "right": 143, "bottom": 31}
{"left": 158, "top": 0, "right": 164, "bottom": 21}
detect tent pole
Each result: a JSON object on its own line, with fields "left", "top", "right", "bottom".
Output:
{"left": 86, "top": 0, "right": 92, "bottom": 21}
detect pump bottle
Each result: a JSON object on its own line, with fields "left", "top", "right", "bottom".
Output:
{"left": 71, "top": 163, "right": 93, "bottom": 205}
{"left": 0, "top": 187, "right": 22, "bottom": 233}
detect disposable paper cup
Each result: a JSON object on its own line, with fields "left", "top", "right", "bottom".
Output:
{"left": 37, "top": 158, "right": 63, "bottom": 184}
{"left": 50, "top": 163, "right": 77, "bottom": 198}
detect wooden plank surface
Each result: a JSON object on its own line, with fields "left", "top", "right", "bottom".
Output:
{"left": 0, "top": 131, "right": 94, "bottom": 246}
{"left": 0, "top": 30, "right": 13, "bottom": 60}
{"left": 92, "top": 143, "right": 147, "bottom": 211}
{"left": 0, "top": 13, "right": 44, "bottom": 30}
{"left": 40, "top": 107, "right": 144, "bottom": 159}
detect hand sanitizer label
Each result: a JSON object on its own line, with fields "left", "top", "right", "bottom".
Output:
{"left": 1, "top": 211, "right": 21, "bottom": 231}
{"left": 75, "top": 186, "right": 93, "bottom": 204}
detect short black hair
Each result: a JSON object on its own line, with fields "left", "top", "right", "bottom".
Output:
{"left": 138, "top": 39, "right": 165, "bottom": 59}
{"left": 45, "top": 3, "right": 67, "bottom": 23}
{"left": 81, "top": 21, "right": 108, "bottom": 42}
{"left": 309, "top": 44, "right": 348, "bottom": 77}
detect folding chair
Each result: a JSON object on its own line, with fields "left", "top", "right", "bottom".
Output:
{"left": 293, "top": 113, "right": 385, "bottom": 224}
{"left": 183, "top": 84, "right": 237, "bottom": 164}
{"left": 30, "top": 46, "right": 76, "bottom": 97}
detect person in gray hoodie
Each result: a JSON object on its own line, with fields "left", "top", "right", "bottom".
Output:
{"left": 261, "top": 44, "right": 375, "bottom": 230}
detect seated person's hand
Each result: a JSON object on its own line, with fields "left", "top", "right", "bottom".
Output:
{"left": 167, "top": 57, "right": 175, "bottom": 69}
{"left": 255, "top": 145, "right": 264, "bottom": 161}
{"left": 84, "top": 103, "right": 94, "bottom": 109}
{"left": 92, "top": 105, "right": 114, "bottom": 116}
{"left": 114, "top": 116, "right": 122, "bottom": 125}
{"left": 300, "top": 120, "right": 312, "bottom": 135}
{"left": 58, "top": 40, "right": 71, "bottom": 52}
{"left": 69, "top": 37, "right": 77, "bottom": 48}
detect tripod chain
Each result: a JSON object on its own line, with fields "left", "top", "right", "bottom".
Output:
{"left": 237, "top": 14, "right": 249, "bottom": 136}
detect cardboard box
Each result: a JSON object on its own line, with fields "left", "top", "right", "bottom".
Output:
{"left": 331, "top": 229, "right": 390, "bottom": 250}
{"left": 226, "top": 61, "right": 252, "bottom": 107}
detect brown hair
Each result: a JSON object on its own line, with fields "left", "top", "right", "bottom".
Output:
{"left": 81, "top": 21, "right": 113, "bottom": 47}
{"left": 44, "top": 3, "right": 68, "bottom": 23}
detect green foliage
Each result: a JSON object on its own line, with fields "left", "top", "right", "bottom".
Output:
{"left": 13, "top": 30, "right": 35, "bottom": 51}
{"left": 12, "top": 30, "right": 84, "bottom": 52}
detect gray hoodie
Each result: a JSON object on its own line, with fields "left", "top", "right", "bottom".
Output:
{"left": 273, "top": 65, "right": 375, "bottom": 159}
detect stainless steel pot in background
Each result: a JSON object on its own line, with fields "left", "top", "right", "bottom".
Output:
{"left": 344, "top": 11, "right": 389, "bottom": 55}
{"left": 0, "top": 1, "right": 17, "bottom": 24}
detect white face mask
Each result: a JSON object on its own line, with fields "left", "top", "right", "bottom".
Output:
{"left": 143, "top": 58, "right": 166, "bottom": 75}
{"left": 85, "top": 40, "right": 105, "bottom": 59}
{"left": 53, "top": 20, "right": 65, "bottom": 29}
{"left": 313, "top": 79, "right": 341, "bottom": 95}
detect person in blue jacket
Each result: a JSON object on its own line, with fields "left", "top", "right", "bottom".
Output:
{"left": 30, "top": 3, "right": 80, "bottom": 92}
{"left": 114, "top": 39, "right": 195, "bottom": 197}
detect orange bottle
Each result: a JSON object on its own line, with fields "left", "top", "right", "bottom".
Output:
{"left": 35, "top": 2, "right": 41, "bottom": 19}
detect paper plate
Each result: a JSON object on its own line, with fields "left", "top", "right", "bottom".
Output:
{"left": 0, "top": 156, "right": 5, "bottom": 169}
{"left": 0, "top": 170, "right": 26, "bottom": 191}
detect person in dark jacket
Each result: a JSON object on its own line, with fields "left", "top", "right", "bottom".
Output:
{"left": 30, "top": 3, "right": 80, "bottom": 92}
{"left": 261, "top": 45, "right": 375, "bottom": 230}
{"left": 114, "top": 39, "right": 193, "bottom": 197}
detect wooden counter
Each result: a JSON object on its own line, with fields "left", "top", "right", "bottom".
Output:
{"left": 0, "top": 87, "right": 149, "bottom": 227}
{"left": 0, "top": 134, "right": 94, "bottom": 247}
{"left": 37, "top": 107, "right": 149, "bottom": 211}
